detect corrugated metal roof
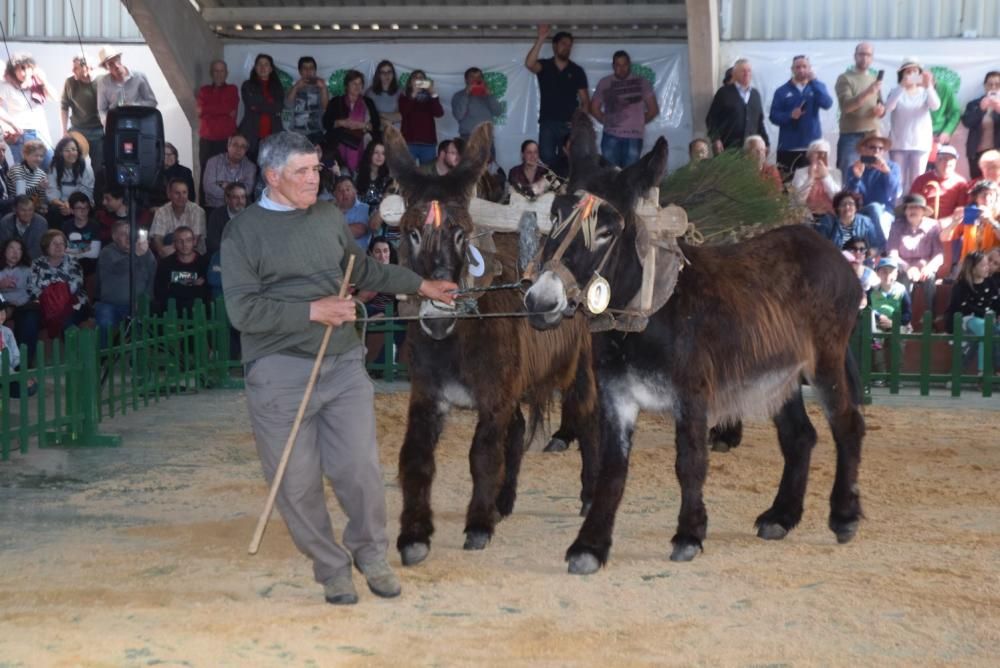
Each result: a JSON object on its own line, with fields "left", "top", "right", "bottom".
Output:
{"left": 0, "top": 0, "right": 143, "bottom": 41}
{"left": 723, "top": 0, "right": 1000, "bottom": 41}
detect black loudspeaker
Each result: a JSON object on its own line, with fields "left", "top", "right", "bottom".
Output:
{"left": 104, "top": 106, "right": 164, "bottom": 190}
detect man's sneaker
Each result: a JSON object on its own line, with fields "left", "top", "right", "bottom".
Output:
{"left": 323, "top": 571, "right": 359, "bottom": 605}
{"left": 357, "top": 558, "right": 401, "bottom": 598}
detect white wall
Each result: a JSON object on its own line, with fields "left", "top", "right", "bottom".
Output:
{"left": 5, "top": 41, "right": 192, "bottom": 169}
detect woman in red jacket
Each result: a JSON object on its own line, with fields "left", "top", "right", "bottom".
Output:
{"left": 398, "top": 70, "right": 444, "bottom": 165}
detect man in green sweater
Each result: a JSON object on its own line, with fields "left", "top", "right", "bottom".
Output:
{"left": 222, "top": 131, "right": 456, "bottom": 605}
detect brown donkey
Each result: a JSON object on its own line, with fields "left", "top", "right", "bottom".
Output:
{"left": 383, "top": 123, "right": 600, "bottom": 566}
{"left": 524, "top": 114, "right": 865, "bottom": 574}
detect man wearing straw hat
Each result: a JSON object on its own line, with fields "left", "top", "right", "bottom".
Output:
{"left": 222, "top": 130, "right": 456, "bottom": 605}
{"left": 95, "top": 45, "right": 157, "bottom": 126}
{"left": 845, "top": 129, "right": 901, "bottom": 238}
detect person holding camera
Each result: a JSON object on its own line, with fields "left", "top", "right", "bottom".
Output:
{"left": 835, "top": 42, "right": 886, "bottom": 176}
{"left": 397, "top": 70, "right": 444, "bottom": 165}
{"left": 885, "top": 57, "right": 941, "bottom": 193}
{"left": 286, "top": 56, "right": 329, "bottom": 146}
{"left": 451, "top": 67, "right": 501, "bottom": 150}
{"left": 961, "top": 71, "right": 1000, "bottom": 179}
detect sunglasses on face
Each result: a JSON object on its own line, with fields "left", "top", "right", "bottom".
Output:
{"left": 850, "top": 247, "right": 867, "bottom": 252}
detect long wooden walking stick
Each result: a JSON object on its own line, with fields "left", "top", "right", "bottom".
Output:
{"left": 248, "top": 255, "right": 356, "bottom": 555}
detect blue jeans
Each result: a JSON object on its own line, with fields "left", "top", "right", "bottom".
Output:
{"left": 538, "top": 119, "right": 572, "bottom": 167}
{"left": 9, "top": 129, "right": 54, "bottom": 171}
{"left": 95, "top": 302, "right": 131, "bottom": 347}
{"left": 837, "top": 131, "right": 866, "bottom": 177}
{"left": 859, "top": 202, "right": 893, "bottom": 250}
{"left": 601, "top": 133, "right": 642, "bottom": 168}
{"left": 408, "top": 143, "right": 436, "bottom": 165}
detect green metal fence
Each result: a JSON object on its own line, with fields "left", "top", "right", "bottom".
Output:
{"left": 361, "top": 302, "right": 409, "bottom": 382}
{"left": 1, "top": 298, "right": 240, "bottom": 461}
{"left": 851, "top": 306, "right": 997, "bottom": 403}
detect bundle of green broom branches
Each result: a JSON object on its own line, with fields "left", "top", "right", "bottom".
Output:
{"left": 659, "top": 150, "right": 806, "bottom": 245}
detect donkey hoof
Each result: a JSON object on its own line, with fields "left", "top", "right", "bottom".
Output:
{"left": 543, "top": 438, "right": 569, "bottom": 453}
{"left": 831, "top": 520, "right": 859, "bottom": 544}
{"left": 579, "top": 500, "right": 593, "bottom": 517}
{"left": 710, "top": 441, "right": 731, "bottom": 453}
{"left": 463, "top": 530, "right": 491, "bottom": 551}
{"left": 756, "top": 523, "right": 789, "bottom": 541}
{"left": 669, "top": 542, "right": 701, "bottom": 562}
{"left": 567, "top": 552, "right": 601, "bottom": 575}
{"left": 400, "top": 542, "right": 429, "bottom": 567}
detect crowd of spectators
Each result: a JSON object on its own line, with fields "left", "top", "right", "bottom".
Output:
{"left": 1, "top": 33, "right": 1000, "bottom": 382}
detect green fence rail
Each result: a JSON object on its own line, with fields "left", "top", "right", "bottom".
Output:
{"left": 1, "top": 297, "right": 241, "bottom": 461}
{"left": 362, "top": 302, "right": 409, "bottom": 382}
{"left": 851, "top": 306, "right": 997, "bottom": 403}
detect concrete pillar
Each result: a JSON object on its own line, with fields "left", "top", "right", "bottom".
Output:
{"left": 123, "top": 0, "right": 223, "bottom": 186}
{"left": 685, "top": 0, "right": 720, "bottom": 136}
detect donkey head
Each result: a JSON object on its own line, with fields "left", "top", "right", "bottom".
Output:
{"left": 384, "top": 122, "right": 493, "bottom": 339}
{"left": 524, "top": 112, "right": 668, "bottom": 330}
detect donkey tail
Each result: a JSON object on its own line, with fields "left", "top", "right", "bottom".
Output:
{"left": 844, "top": 345, "right": 863, "bottom": 407}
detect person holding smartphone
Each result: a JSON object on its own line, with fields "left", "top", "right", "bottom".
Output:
{"left": 769, "top": 55, "right": 833, "bottom": 180}
{"left": 286, "top": 56, "right": 328, "bottom": 145}
{"left": 846, "top": 130, "right": 902, "bottom": 240}
{"left": 885, "top": 57, "right": 941, "bottom": 193}
{"left": 452, "top": 67, "right": 502, "bottom": 152}
{"left": 960, "top": 71, "right": 1000, "bottom": 179}
{"left": 835, "top": 42, "right": 886, "bottom": 176}
{"left": 94, "top": 219, "right": 155, "bottom": 345}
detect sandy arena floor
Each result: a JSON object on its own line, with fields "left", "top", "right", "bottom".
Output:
{"left": 0, "top": 388, "right": 998, "bottom": 666}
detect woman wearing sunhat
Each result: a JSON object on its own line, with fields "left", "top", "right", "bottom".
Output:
{"left": 887, "top": 193, "right": 944, "bottom": 305}
{"left": 885, "top": 57, "right": 940, "bottom": 193}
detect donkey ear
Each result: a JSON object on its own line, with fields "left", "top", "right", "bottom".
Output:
{"left": 384, "top": 124, "right": 420, "bottom": 195}
{"left": 617, "top": 136, "right": 669, "bottom": 203}
{"left": 567, "top": 110, "right": 602, "bottom": 187}
{"left": 446, "top": 122, "right": 493, "bottom": 201}
{"left": 462, "top": 122, "right": 492, "bottom": 174}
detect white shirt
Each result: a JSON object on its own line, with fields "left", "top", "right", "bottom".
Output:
{"left": 885, "top": 85, "right": 942, "bottom": 153}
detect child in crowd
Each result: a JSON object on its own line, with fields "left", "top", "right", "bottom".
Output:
{"left": 868, "top": 256, "right": 912, "bottom": 379}
{"left": 0, "top": 296, "right": 37, "bottom": 397}
{"left": 945, "top": 251, "right": 1000, "bottom": 374}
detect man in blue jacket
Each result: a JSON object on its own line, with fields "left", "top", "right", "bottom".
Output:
{"left": 769, "top": 55, "right": 833, "bottom": 180}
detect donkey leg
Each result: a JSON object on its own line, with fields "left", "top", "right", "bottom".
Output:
{"left": 560, "top": 359, "right": 601, "bottom": 515}
{"left": 671, "top": 399, "right": 710, "bottom": 562}
{"left": 397, "top": 391, "right": 447, "bottom": 566}
{"left": 815, "top": 354, "right": 866, "bottom": 544}
{"left": 543, "top": 424, "right": 574, "bottom": 453}
{"left": 755, "top": 389, "right": 817, "bottom": 540}
{"left": 566, "top": 389, "right": 636, "bottom": 575}
{"left": 709, "top": 420, "right": 743, "bottom": 452}
{"left": 463, "top": 406, "right": 512, "bottom": 550}
{"left": 495, "top": 406, "right": 526, "bottom": 518}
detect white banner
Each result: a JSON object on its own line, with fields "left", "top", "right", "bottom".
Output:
{"left": 224, "top": 41, "right": 693, "bottom": 171}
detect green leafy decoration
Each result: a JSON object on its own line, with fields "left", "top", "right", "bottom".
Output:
{"left": 398, "top": 72, "right": 411, "bottom": 90}
{"left": 632, "top": 64, "right": 656, "bottom": 87}
{"left": 929, "top": 65, "right": 960, "bottom": 95}
{"left": 659, "top": 151, "right": 796, "bottom": 244}
{"left": 483, "top": 72, "right": 509, "bottom": 126}
{"left": 483, "top": 72, "right": 508, "bottom": 98}
{"left": 327, "top": 69, "right": 347, "bottom": 97}
{"left": 275, "top": 68, "right": 294, "bottom": 91}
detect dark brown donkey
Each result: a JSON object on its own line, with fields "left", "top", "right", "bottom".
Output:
{"left": 524, "top": 114, "right": 865, "bottom": 574}
{"left": 383, "top": 123, "right": 599, "bottom": 567}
